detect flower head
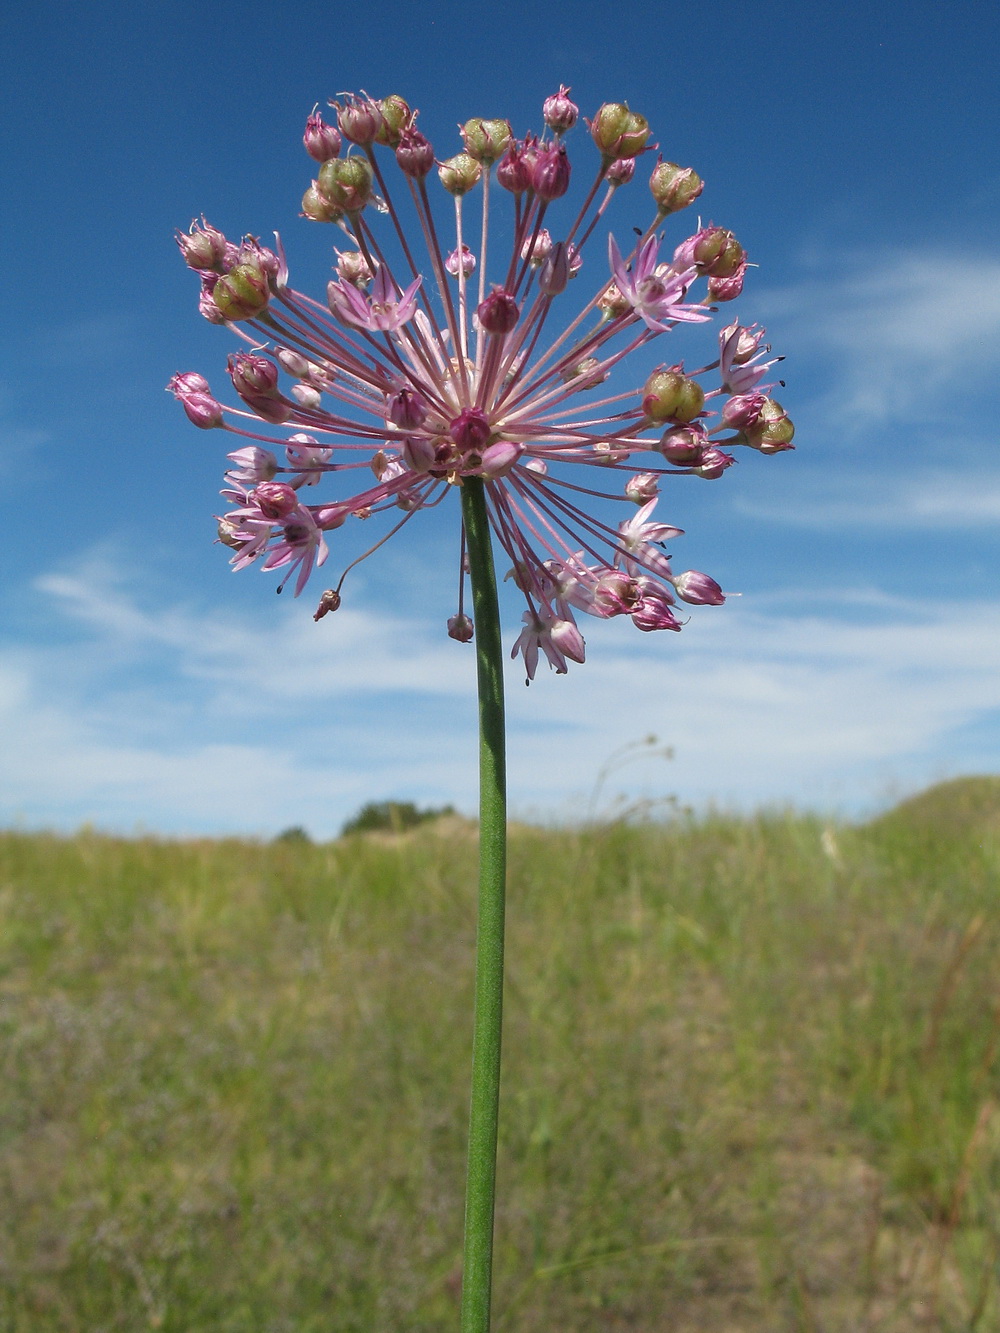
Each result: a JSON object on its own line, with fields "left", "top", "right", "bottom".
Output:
{"left": 172, "top": 89, "right": 793, "bottom": 677}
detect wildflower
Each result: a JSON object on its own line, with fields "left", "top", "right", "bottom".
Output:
{"left": 609, "top": 234, "right": 707, "bottom": 332}
{"left": 542, "top": 85, "right": 578, "bottom": 134}
{"left": 327, "top": 264, "right": 422, "bottom": 331}
{"left": 172, "top": 88, "right": 793, "bottom": 677}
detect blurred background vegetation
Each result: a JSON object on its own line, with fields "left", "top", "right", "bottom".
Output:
{"left": 2, "top": 777, "right": 999, "bottom": 1330}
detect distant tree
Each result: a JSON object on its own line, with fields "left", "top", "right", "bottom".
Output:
{"left": 273, "top": 826, "right": 313, "bottom": 845}
{"left": 340, "top": 800, "right": 456, "bottom": 836}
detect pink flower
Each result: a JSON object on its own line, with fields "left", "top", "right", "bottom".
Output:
{"left": 608, "top": 234, "right": 709, "bottom": 332}
{"left": 617, "top": 499, "right": 683, "bottom": 579}
{"left": 171, "top": 89, "right": 793, "bottom": 650}
{"left": 719, "top": 322, "right": 780, "bottom": 394}
{"left": 327, "top": 264, "right": 422, "bottom": 332}
{"left": 672, "top": 570, "right": 725, "bottom": 605}
{"left": 511, "top": 608, "right": 586, "bottom": 680}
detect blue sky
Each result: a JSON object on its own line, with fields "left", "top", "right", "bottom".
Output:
{"left": 2, "top": 0, "right": 998, "bottom": 836}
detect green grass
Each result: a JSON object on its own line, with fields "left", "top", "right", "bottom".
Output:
{"left": 2, "top": 779, "right": 1000, "bottom": 1330}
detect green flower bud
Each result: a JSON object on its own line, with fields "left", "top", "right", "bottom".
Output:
{"left": 649, "top": 161, "right": 704, "bottom": 215}
{"left": 317, "top": 155, "right": 374, "bottom": 213}
{"left": 707, "top": 232, "right": 744, "bottom": 279}
{"left": 438, "top": 153, "right": 482, "bottom": 196}
{"left": 684, "top": 227, "right": 745, "bottom": 278}
{"left": 744, "top": 400, "right": 795, "bottom": 452}
{"left": 641, "top": 368, "right": 705, "bottom": 423}
{"left": 375, "top": 95, "right": 412, "bottom": 148}
{"left": 589, "top": 102, "right": 650, "bottom": 160}
{"left": 460, "top": 118, "right": 512, "bottom": 165}
{"left": 301, "top": 182, "right": 343, "bottom": 223}
{"left": 212, "top": 263, "right": 271, "bottom": 321}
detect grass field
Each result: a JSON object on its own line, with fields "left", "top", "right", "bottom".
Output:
{"left": 2, "top": 777, "right": 1000, "bottom": 1331}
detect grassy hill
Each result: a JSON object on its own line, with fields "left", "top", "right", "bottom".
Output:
{"left": 2, "top": 783, "right": 999, "bottom": 1330}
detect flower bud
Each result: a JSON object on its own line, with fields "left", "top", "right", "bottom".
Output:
{"left": 675, "top": 227, "right": 744, "bottom": 278}
{"left": 542, "top": 85, "right": 578, "bottom": 134}
{"left": 198, "top": 276, "right": 227, "bottom": 324}
{"left": 170, "top": 370, "right": 210, "bottom": 396}
{"left": 402, "top": 435, "right": 437, "bottom": 472}
{"left": 496, "top": 142, "right": 531, "bottom": 195}
{"left": 276, "top": 346, "right": 311, "bottom": 378}
{"left": 695, "top": 447, "right": 736, "bottom": 479}
{"left": 632, "top": 582, "right": 681, "bottom": 633}
{"left": 334, "top": 248, "right": 371, "bottom": 288}
{"left": 477, "top": 288, "right": 519, "bottom": 334}
{"left": 254, "top": 481, "right": 299, "bottom": 520}
{"left": 301, "top": 183, "right": 343, "bottom": 223}
{"left": 329, "top": 254, "right": 367, "bottom": 293}
{"left": 313, "top": 589, "right": 342, "bottom": 620}
{"left": 375, "top": 95, "right": 411, "bottom": 147}
{"left": 592, "top": 570, "right": 640, "bottom": 617}
{"left": 605, "top": 157, "right": 635, "bottom": 187}
{"left": 445, "top": 244, "right": 476, "bottom": 278}
{"left": 448, "top": 613, "right": 474, "bottom": 642}
{"left": 335, "top": 95, "right": 383, "bottom": 146}
{"left": 625, "top": 472, "right": 659, "bottom": 504}
{"left": 539, "top": 242, "right": 570, "bottom": 296}
{"left": 598, "top": 282, "right": 630, "bottom": 319}
{"left": 649, "top": 161, "right": 704, "bottom": 215}
{"left": 673, "top": 570, "right": 725, "bottom": 605}
{"left": 176, "top": 219, "right": 229, "bottom": 271}
{"left": 477, "top": 441, "right": 523, "bottom": 478}
{"left": 395, "top": 126, "right": 435, "bottom": 179}
{"left": 387, "top": 388, "right": 428, "bottom": 431}
{"left": 212, "top": 262, "right": 271, "bottom": 321}
{"left": 723, "top": 322, "right": 762, "bottom": 364}
{"left": 168, "top": 373, "right": 225, "bottom": 429}
{"left": 657, "top": 424, "right": 709, "bottom": 466}
{"left": 743, "top": 399, "right": 795, "bottom": 452}
{"left": 234, "top": 238, "right": 280, "bottom": 281}
{"left": 450, "top": 408, "right": 491, "bottom": 455}
{"left": 292, "top": 383, "right": 322, "bottom": 409}
{"left": 551, "top": 617, "right": 586, "bottom": 664}
{"left": 708, "top": 262, "right": 747, "bottom": 302}
{"left": 521, "top": 229, "right": 553, "bottom": 266}
{"left": 722, "top": 392, "right": 766, "bottom": 429}
{"left": 560, "top": 356, "right": 608, "bottom": 387}
{"left": 530, "top": 142, "right": 570, "bottom": 201}
{"left": 316, "top": 504, "right": 348, "bottom": 529}
{"left": 229, "top": 353, "right": 279, "bottom": 397}
{"left": 304, "top": 111, "right": 342, "bottom": 162}
{"left": 593, "top": 441, "right": 631, "bottom": 465}
{"left": 460, "top": 118, "right": 512, "bottom": 165}
{"left": 228, "top": 356, "right": 290, "bottom": 424}
{"left": 589, "top": 103, "right": 650, "bottom": 159}
{"left": 438, "top": 153, "right": 482, "bottom": 196}
{"left": 641, "top": 368, "right": 705, "bottom": 423}
{"left": 317, "top": 156, "right": 374, "bottom": 213}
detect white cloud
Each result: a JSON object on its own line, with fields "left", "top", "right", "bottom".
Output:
{"left": 2, "top": 561, "right": 998, "bottom": 836}
{"left": 734, "top": 466, "right": 1000, "bottom": 528}
{"left": 761, "top": 250, "right": 1000, "bottom": 426}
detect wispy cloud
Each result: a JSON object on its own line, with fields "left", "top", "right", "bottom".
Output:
{"left": 2, "top": 557, "right": 998, "bottom": 836}
{"left": 761, "top": 250, "right": 1000, "bottom": 427}
{"left": 734, "top": 466, "right": 1000, "bottom": 529}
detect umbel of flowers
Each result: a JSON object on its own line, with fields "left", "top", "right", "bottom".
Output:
{"left": 171, "top": 88, "right": 793, "bottom": 680}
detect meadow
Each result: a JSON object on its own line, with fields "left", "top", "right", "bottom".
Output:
{"left": 2, "top": 778, "right": 999, "bottom": 1331}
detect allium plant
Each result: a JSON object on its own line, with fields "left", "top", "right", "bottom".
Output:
{"left": 171, "top": 86, "right": 792, "bottom": 1332}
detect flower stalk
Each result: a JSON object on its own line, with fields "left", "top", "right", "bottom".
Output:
{"left": 459, "top": 476, "right": 507, "bottom": 1332}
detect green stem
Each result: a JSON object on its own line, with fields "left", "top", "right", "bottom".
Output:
{"left": 459, "top": 477, "right": 508, "bottom": 1333}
